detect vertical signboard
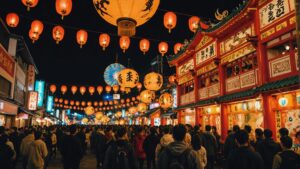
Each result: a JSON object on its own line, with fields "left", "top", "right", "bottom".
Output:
{"left": 35, "top": 80, "right": 45, "bottom": 107}
{"left": 46, "top": 95, "right": 54, "bottom": 112}
{"left": 27, "top": 91, "right": 38, "bottom": 111}
{"left": 27, "top": 65, "right": 35, "bottom": 91}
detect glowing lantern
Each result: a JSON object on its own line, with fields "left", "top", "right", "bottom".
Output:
{"left": 168, "top": 75, "right": 176, "bottom": 84}
{"left": 94, "top": 101, "right": 98, "bottom": 107}
{"left": 31, "top": 20, "right": 44, "bottom": 35}
{"left": 22, "top": 0, "right": 39, "bottom": 11}
{"left": 109, "top": 101, "right": 113, "bottom": 105}
{"left": 119, "top": 36, "right": 130, "bottom": 53}
{"left": 144, "top": 72, "right": 163, "bottom": 91}
{"left": 49, "top": 84, "right": 57, "bottom": 94}
{"left": 88, "top": 86, "right": 95, "bottom": 95}
{"left": 174, "top": 43, "right": 183, "bottom": 54}
{"left": 55, "top": 0, "right": 72, "bottom": 20}
{"left": 136, "top": 82, "right": 143, "bottom": 91}
{"left": 80, "top": 86, "right": 86, "bottom": 95}
{"left": 158, "top": 42, "right": 168, "bottom": 56}
{"left": 117, "top": 68, "right": 139, "bottom": 92}
{"left": 59, "top": 98, "right": 63, "bottom": 103}
{"left": 121, "top": 99, "right": 125, "bottom": 104}
{"left": 71, "top": 86, "right": 77, "bottom": 94}
{"left": 132, "top": 97, "right": 136, "bottom": 101}
{"left": 70, "top": 100, "right": 74, "bottom": 106}
{"left": 136, "top": 95, "right": 141, "bottom": 101}
{"left": 81, "top": 101, "right": 86, "bottom": 107}
{"left": 64, "top": 100, "right": 69, "bottom": 105}
{"left": 119, "top": 119, "right": 125, "bottom": 125}
{"left": 188, "top": 16, "right": 200, "bottom": 33}
{"left": 95, "top": 112, "right": 103, "bottom": 120}
{"left": 99, "top": 33, "right": 110, "bottom": 51}
{"left": 139, "top": 39, "right": 150, "bottom": 54}
{"left": 97, "top": 86, "right": 103, "bottom": 95}
{"left": 137, "top": 103, "right": 147, "bottom": 113}
{"left": 113, "top": 85, "right": 119, "bottom": 93}
{"left": 159, "top": 93, "right": 174, "bottom": 110}
{"left": 29, "top": 30, "right": 40, "bottom": 43}
{"left": 52, "top": 25, "right": 65, "bottom": 44}
{"left": 54, "top": 98, "right": 59, "bottom": 102}
{"left": 164, "top": 12, "right": 177, "bottom": 33}
{"left": 75, "top": 101, "right": 80, "bottom": 106}
{"left": 61, "top": 85, "right": 67, "bottom": 94}
{"left": 128, "top": 106, "right": 137, "bottom": 114}
{"left": 99, "top": 101, "right": 103, "bottom": 106}
{"left": 81, "top": 118, "right": 88, "bottom": 124}
{"left": 115, "top": 111, "right": 122, "bottom": 118}
{"left": 120, "top": 86, "right": 125, "bottom": 93}
{"left": 105, "top": 86, "right": 112, "bottom": 93}
{"left": 104, "top": 101, "right": 108, "bottom": 106}
{"left": 140, "top": 90, "right": 155, "bottom": 104}
{"left": 76, "top": 29, "right": 88, "bottom": 48}
{"left": 6, "top": 13, "right": 19, "bottom": 28}
{"left": 92, "top": 0, "right": 160, "bottom": 37}
{"left": 114, "top": 100, "right": 118, "bottom": 105}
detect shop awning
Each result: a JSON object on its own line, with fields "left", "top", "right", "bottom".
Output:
{"left": 257, "top": 76, "right": 299, "bottom": 92}
{"left": 143, "top": 108, "right": 160, "bottom": 117}
{"left": 18, "top": 107, "right": 35, "bottom": 116}
{"left": 218, "top": 89, "right": 257, "bottom": 103}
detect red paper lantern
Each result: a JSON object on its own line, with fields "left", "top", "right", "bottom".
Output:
{"left": 99, "top": 33, "right": 110, "bottom": 51}
{"left": 52, "top": 25, "right": 65, "bottom": 44}
{"left": 119, "top": 36, "right": 130, "bottom": 53}
{"left": 80, "top": 86, "right": 86, "bottom": 95}
{"left": 158, "top": 42, "right": 168, "bottom": 56}
{"left": 55, "top": 0, "right": 72, "bottom": 20}
{"left": 60, "top": 85, "right": 67, "bottom": 94}
{"left": 105, "top": 86, "right": 112, "bottom": 93}
{"left": 164, "top": 12, "right": 177, "bottom": 33}
{"left": 188, "top": 16, "right": 200, "bottom": 33}
{"left": 31, "top": 20, "right": 44, "bottom": 35}
{"left": 49, "top": 84, "right": 57, "bottom": 94}
{"left": 71, "top": 86, "right": 77, "bottom": 94}
{"left": 29, "top": 29, "right": 40, "bottom": 43}
{"left": 97, "top": 86, "right": 103, "bottom": 95}
{"left": 139, "top": 39, "right": 150, "bottom": 54}
{"left": 6, "top": 13, "right": 19, "bottom": 28}
{"left": 88, "top": 86, "right": 95, "bottom": 95}
{"left": 22, "top": 0, "right": 39, "bottom": 11}
{"left": 76, "top": 29, "right": 88, "bottom": 48}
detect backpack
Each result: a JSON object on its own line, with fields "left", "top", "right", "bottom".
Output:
{"left": 166, "top": 148, "right": 191, "bottom": 169}
{"left": 114, "top": 145, "right": 130, "bottom": 169}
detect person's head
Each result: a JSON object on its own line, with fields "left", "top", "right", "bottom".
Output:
{"left": 233, "top": 125, "right": 240, "bottom": 133}
{"left": 136, "top": 127, "right": 145, "bottom": 137}
{"left": 235, "top": 130, "right": 249, "bottom": 146}
{"left": 194, "top": 125, "right": 200, "bottom": 133}
{"left": 0, "top": 126, "right": 5, "bottom": 136}
{"left": 244, "top": 125, "right": 252, "bottom": 134}
{"left": 205, "top": 125, "right": 211, "bottom": 132}
{"left": 279, "top": 128, "right": 289, "bottom": 137}
{"left": 280, "top": 136, "right": 293, "bottom": 150}
{"left": 150, "top": 127, "right": 157, "bottom": 135}
{"left": 296, "top": 131, "right": 300, "bottom": 142}
{"left": 34, "top": 131, "right": 42, "bottom": 140}
{"left": 172, "top": 125, "right": 186, "bottom": 142}
{"left": 163, "top": 126, "right": 171, "bottom": 135}
{"left": 191, "top": 134, "right": 202, "bottom": 151}
{"left": 116, "top": 127, "right": 128, "bottom": 140}
{"left": 255, "top": 128, "right": 263, "bottom": 139}
{"left": 212, "top": 126, "right": 217, "bottom": 133}
{"left": 69, "top": 125, "right": 77, "bottom": 135}
{"left": 263, "top": 129, "right": 273, "bottom": 138}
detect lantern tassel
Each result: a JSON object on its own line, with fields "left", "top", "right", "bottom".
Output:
{"left": 27, "top": 6, "right": 30, "bottom": 11}
{"left": 102, "top": 47, "right": 106, "bottom": 51}
{"left": 56, "top": 41, "right": 59, "bottom": 44}
{"left": 168, "top": 29, "right": 171, "bottom": 33}
{"left": 61, "top": 16, "right": 64, "bottom": 20}
{"left": 123, "top": 49, "right": 125, "bottom": 53}
{"left": 80, "top": 44, "right": 83, "bottom": 48}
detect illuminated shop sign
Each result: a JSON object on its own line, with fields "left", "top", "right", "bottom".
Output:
{"left": 27, "top": 91, "right": 38, "bottom": 111}
{"left": 46, "top": 96, "right": 54, "bottom": 112}
{"left": 34, "top": 80, "right": 45, "bottom": 107}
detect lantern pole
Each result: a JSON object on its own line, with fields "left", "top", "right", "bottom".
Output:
{"left": 295, "top": 0, "right": 300, "bottom": 75}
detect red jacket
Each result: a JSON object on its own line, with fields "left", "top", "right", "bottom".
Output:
{"left": 134, "top": 135, "right": 146, "bottom": 159}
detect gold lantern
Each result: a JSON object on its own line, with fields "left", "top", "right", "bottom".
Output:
{"left": 128, "top": 106, "right": 137, "bottom": 115}
{"left": 85, "top": 106, "right": 95, "bottom": 116}
{"left": 137, "top": 102, "right": 147, "bottom": 113}
{"left": 117, "top": 68, "right": 139, "bottom": 92}
{"left": 144, "top": 72, "right": 163, "bottom": 91}
{"left": 92, "top": 0, "right": 160, "bottom": 37}
{"left": 81, "top": 117, "right": 88, "bottom": 124}
{"left": 115, "top": 111, "right": 122, "bottom": 118}
{"left": 140, "top": 90, "right": 155, "bottom": 104}
{"left": 159, "top": 93, "right": 174, "bottom": 110}
{"left": 95, "top": 112, "right": 104, "bottom": 120}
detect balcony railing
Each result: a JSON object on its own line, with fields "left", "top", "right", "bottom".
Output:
{"left": 198, "top": 83, "right": 220, "bottom": 100}
{"left": 180, "top": 91, "right": 195, "bottom": 105}
{"left": 226, "top": 69, "right": 257, "bottom": 92}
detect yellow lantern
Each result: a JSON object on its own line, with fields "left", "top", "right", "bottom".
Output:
{"left": 140, "top": 90, "right": 155, "bottom": 104}
{"left": 85, "top": 106, "right": 95, "bottom": 116}
{"left": 92, "top": 0, "right": 160, "bottom": 37}
{"left": 137, "top": 102, "right": 147, "bottom": 113}
{"left": 95, "top": 112, "right": 104, "bottom": 120}
{"left": 159, "top": 93, "right": 174, "bottom": 110}
{"left": 144, "top": 72, "right": 163, "bottom": 91}
{"left": 81, "top": 117, "right": 88, "bottom": 124}
{"left": 115, "top": 111, "right": 122, "bottom": 118}
{"left": 128, "top": 106, "right": 137, "bottom": 115}
{"left": 117, "top": 68, "right": 139, "bottom": 91}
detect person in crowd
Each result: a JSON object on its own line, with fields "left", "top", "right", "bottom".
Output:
{"left": 191, "top": 125, "right": 202, "bottom": 137}
{"left": 224, "top": 125, "right": 240, "bottom": 158}
{"left": 293, "top": 131, "right": 300, "bottom": 154}
{"left": 245, "top": 125, "right": 255, "bottom": 145}
{"left": 95, "top": 127, "right": 107, "bottom": 169}
{"left": 253, "top": 128, "right": 264, "bottom": 150}
{"left": 155, "top": 126, "right": 174, "bottom": 161}
{"left": 104, "top": 126, "right": 115, "bottom": 152}
{"left": 279, "top": 128, "right": 289, "bottom": 138}
{"left": 272, "top": 136, "right": 300, "bottom": 169}
{"left": 0, "top": 135, "right": 15, "bottom": 169}
{"left": 76, "top": 127, "right": 87, "bottom": 154}
{"left": 143, "top": 127, "right": 159, "bottom": 169}
{"left": 20, "top": 128, "right": 35, "bottom": 169}
{"left": 191, "top": 133, "right": 207, "bottom": 169}
{"left": 9, "top": 127, "right": 20, "bottom": 160}
{"left": 103, "top": 126, "right": 138, "bottom": 169}
{"left": 226, "top": 130, "right": 264, "bottom": 169}
{"left": 85, "top": 128, "right": 91, "bottom": 149}
{"left": 157, "top": 124, "right": 202, "bottom": 169}
{"left": 61, "top": 125, "right": 83, "bottom": 169}
{"left": 90, "top": 127, "right": 97, "bottom": 154}
{"left": 201, "top": 125, "right": 217, "bottom": 169}
{"left": 27, "top": 131, "right": 48, "bottom": 169}
{"left": 133, "top": 127, "right": 146, "bottom": 169}
{"left": 212, "top": 126, "right": 221, "bottom": 152}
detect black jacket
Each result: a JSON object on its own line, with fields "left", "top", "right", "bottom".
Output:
{"left": 201, "top": 132, "right": 217, "bottom": 157}
{"left": 0, "top": 144, "right": 14, "bottom": 169}
{"left": 61, "top": 134, "right": 83, "bottom": 163}
{"left": 143, "top": 133, "right": 159, "bottom": 158}
{"left": 224, "top": 133, "right": 238, "bottom": 158}
{"left": 256, "top": 138, "right": 281, "bottom": 169}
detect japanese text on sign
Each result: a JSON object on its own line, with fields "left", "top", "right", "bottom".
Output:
{"left": 0, "top": 45, "right": 15, "bottom": 78}
{"left": 178, "top": 59, "right": 194, "bottom": 76}
{"left": 196, "top": 41, "right": 216, "bottom": 65}
{"left": 27, "top": 91, "right": 38, "bottom": 111}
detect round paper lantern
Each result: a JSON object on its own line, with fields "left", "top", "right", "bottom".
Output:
{"left": 54, "top": 98, "right": 59, "bottom": 102}
{"left": 94, "top": 101, "right": 98, "bottom": 107}
{"left": 120, "top": 86, "right": 125, "bottom": 93}
{"left": 55, "top": 0, "right": 72, "bottom": 20}
{"left": 29, "top": 29, "right": 40, "bottom": 43}
{"left": 139, "top": 39, "right": 150, "bottom": 54}
{"left": 119, "top": 36, "right": 130, "bottom": 53}
{"left": 137, "top": 102, "right": 147, "bottom": 113}
{"left": 109, "top": 101, "right": 113, "bottom": 105}
{"left": 64, "top": 100, "right": 69, "bottom": 105}
{"left": 99, "top": 33, "right": 110, "bottom": 51}
{"left": 132, "top": 97, "right": 136, "bottom": 101}
{"left": 168, "top": 75, "right": 176, "bottom": 84}
{"left": 85, "top": 106, "right": 95, "bottom": 116}
{"left": 158, "top": 42, "right": 168, "bottom": 56}
{"left": 137, "top": 82, "right": 142, "bottom": 91}
{"left": 81, "top": 101, "right": 86, "bottom": 106}
{"left": 92, "top": 0, "right": 160, "bottom": 37}
{"left": 136, "top": 95, "right": 141, "bottom": 101}
{"left": 104, "top": 101, "right": 108, "bottom": 106}
{"left": 81, "top": 117, "right": 88, "bottom": 124}
{"left": 49, "top": 84, "right": 57, "bottom": 94}
{"left": 117, "top": 68, "right": 139, "bottom": 91}
{"left": 164, "top": 12, "right": 177, "bottom": 33}
{"left": 76, "top": 29, "right": 88, "bottom": 48}
{"left": 174, "top": 43, "right": 183, "bottom": 54}
{"left": 95, "top": 112, "right": 103, "bottom": 120}
{"left": 126, "top": 98, "right": 130, "bottom": 103}
{"left": 60, "top": 85, "right": 67, "bottom": 94}
{"left": 22, "top": 0, "right": 39, "bottom": 11}
{"left": 99, "top": 101, "right": 103, "bottom": 106}
{"left": 188, "top": 16, "right": 200, "bottom": 33}
{"left": 140, "top": 90, "right": 155, "bottom": 104}
{"left": 6, "top": 13, "right": 19, "bottom": 28}
{"left": 87, "top": 101, "right": 92, "bottom": 106}
{"left": 113, "top": 85, "right": 119, "bottom": 93}
{"left": 75, "top": 101, "right": 80, "bottom": 106}
{"left": 97, "top": 86, "right": 103, "bottom": 95}
{"left": 115, "top": 111, "right": 122, "bottom": 118}
{"left": 59, "top": 98, "right": 63, "bottom": 103}
{"left": 52, "top": 25, "right": 65, "bottom": 44}
{"left": 70, "top": 100, "right": 74, "bottom": 106}
{"left": 31, "top": 20, "right": 44, "bottom": 35}
{"left": 119, "top": 119, "right": 125, "bottom": 125}
{"left": 71, "top": 86, "right": 77, "bottom": 94}
{"left": 159, "top": 93, "right": 174, "bottom": 110}
{"left": 88, "top": 86, "right": 95, "bottom": 95}
{"left": 105, "top": 86, "right": 112, "bottom": 93}
{"left": 104, "top": 63, "right": 125, "bottom": 86}
{"left": 80, "top": 86, "right": 86, "bottom": 95}
{"left": 128, "top": 106, "right": 137, "bottom": 115}
{"left": 144, "top": 72, "right": 163, "bottom": 91}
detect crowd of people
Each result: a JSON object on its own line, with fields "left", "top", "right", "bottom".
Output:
{"left": 0, "top": 124, "right": 300, "bottom": 169}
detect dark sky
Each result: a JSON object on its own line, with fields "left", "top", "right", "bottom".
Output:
{"left": 1, "top": 0, "right": 243, "bottom": 86}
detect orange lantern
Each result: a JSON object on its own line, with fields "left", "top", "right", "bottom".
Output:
{"left": 31, "top": 20, "right": 44, "bottom": 35}
{"left": 60, "top": 85, "right": 67, "bottom": 94}
{"left": 99, "top": 101, "right": 103, "bottom": 106}
{"left": 54, "top": 98, "right": 59, "bottom": 102}
{"left": 22, "top": 0, "right": 39, "bottom": 11}
{"left": 75, "top": 101, "right": 80, "bottom": 106}
{"left": 55, "top": 0, "right": 72, "bottom": 20}
{"left": 120, "top": 86, "right": 125, "bottom": 93}
{"left": 121, "top": 99, "right": 125, "bottom": 104}
{"left": 97, "top": 86, "right": 103, "bottom": 95}
{"left": 188, "top": 16, "right": 200, "bottom": 33}
{"left": 76, "top": 29, "right": 88, "bottom": 48}
{"left": 119, "top": 36, "right": 130, "bottom": 53}
{"left": 64, "top": 100, "right": 69, "bottom": 105}
{"left": 137, "top": 102, "right": 147, "bottom": 113}
{"left": 126, "top": 98, "right": 130, "bottom": 103}
{"left": 29, "top": 29, "right": 40, "bottom": 43}
{"left": 164, "top": 12, "right": 177, "bottom": 33}
{"left": 112, "top": 85, "right": 119, "bottom": 93}
{"left": 59, "top": 98, "right": 63, "bottom": 103}
{"left": 81, "top": 101, "right": 86, "bottom": 106}
{"left": 132, "top": 97, "right": 136, "bottom": 101}
{"left": 136, "top": 95, "right": 141, "bottom": 101}
{"left": 88, "top": 86, "right": 95, "bottom": 95}
{"left": 87, "top": 101, "right": 92, "bottom": 106}
{"left": 105, "top": 86, "right": 112, "bottom": 93}
{"left": 99, "top": 33, "right": 110, "bottom": 51}
{"left": 139, "top": 39, "right": 150, "bottom": 54}
{"left": 158, "top": 42, "right": 168, "bottom": 56}
{"left": 71, "top": 86, "right": 77, "bottom": 94}
{"left": 174, "top": 43, "right": 183, "bottom": 54}
{"left": 169, "top": 75, "right": 177, "bottom": 84}
{"left": 79, "top": 86, "right": 86, "bottom": 95}
{"left": 95, "top": 112, "right": 103, "bottom": 120}
{"left": 104, "top": 101, "right": 108, "bottom": 106}
{"left": 109, "top": 101, "right": 113, "bottom": 105}
{"left": 136, "top": 82, "right": 142, "bottom": 91}
{"left": 85, "top": 106, "right": 95, "bottom": 116}
{"left": 128, "top": 106, "right": 137, "bottom": 114}
{"left": 70, "top": 100, "right": 74, "bottom": 106}
{"left": 52, "top": 25, "right": 65, "bottom": 44}
{"left": 6, "top": 13, "right": 19, "bottom": 28}
{"left": 49, "top": 84, "right": 57, "bottom": 94}
{"left": 94, "top": 101, "right": 98, "bottom": 107}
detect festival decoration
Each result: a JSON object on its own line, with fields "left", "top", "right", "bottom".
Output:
{"left": 85, "top": 106, "right": 95, "bottom": 116}
{"left": 76, "top": 29, "right": 88, "bottom": 48}
{"left": 64, "top": 100, "right": 69, "bottom": 105}
{"left": 52, "top": 25, "right": 65, "bottom": 44}
{"left": 88, "top": 86, "right": 95, "bottom": 95}
{"left": 99, "top": 101, "right": 103, "bottom": 106}
{"left": 140, "top": 90, "right": 155, "bottom": 104}
{"left": 60, "top": 85, "right": 67, "bottom": 94}
{"left": 105, "top": 86, "right": 112, "bottom": 93}
{"left": 139, "top": 39, "right": 150, "bottom": 54}
{"left": 158, "top": 42, "right": 168, "bottom": 56}
{"left": 49, "top": 84, "right": 57, "bottom": 94}
{"left": 137, "top": 102, "right": 147, "bottom": 113}
{"left": 75, "top": 101, "right": 80, "bottom": 106}
{"left": 71, "top": 85, "right": 77, "bottom": 94}
{"left": 144, "top": 72, "right": 163, "bottom": 91}
{"left": 87, "top": 101, "right": 92, "bottom": 106}
{"left": 96, "top": 86, "right": 103, "bottom": 95}
{"left": 80, "top": 86, "right": 86, "bottom": 95}
{"left": 29, "top": 29, "right": 40, "bottom": 43}
{"left": 120, "top": 86, "right": 125, "bottom": 93}
{"left": 188, "top": 16, "right": 200, "bottom": 33}
{"left": 119, "top": 119, "right": 125, "bottom": 125}
{"left": 164, "top": 12, "right": 177, "bottom": 33}
{"left": 174, "top": 43, "right": 183, "bottom": 54}
{"left": 119, "top": 36, "right": 130, "bottom": 53}
{"left": 22, "top": 0, "right": 39, "bottom": 11}
{"left": 81, "top": 101, "right": 86, "bottom": 106}
{"left": 59, "top": 98, "right": 63, "bottom": 103}
{"left": 128, "top": 106, "right": 137, "bottom": 115}
{"left": 137, "top": 82, "right": 142, "bottom": 91}
{"left": 95, "top": 112, "right": 103, "bottom": 120}
{"left": 31, "top": 20, "right": 44, "bottom": 35}
{"left": 104, "top": 63, "right": 125, "bottom": 86}
{"left": 55, "top": 0, "right": 73, "bottom": 20}
{"left": 159, "top": 93, "right": 174, "bottom": 110}
{"left": 94, "top": 101, "right": 98, "bottom": 107}
{"left": 6, "top": 13, "right": 19, "bottom": 28}
{"left": 70, "top": 100, "right": 74, "bottom": 106}
{"left": 113, "top": 85, "right": 119, "bottom": 93}
{"left": 117, "top": 68, "right": 139, "bottom": 92}
{"left": 115, "top": 111, "right": 122, "bottom": 118}
{"left": 81, "top": 117, "right": 88, "bottom": 124}
{"left": 99, "top": 33, "right": 110, "bottom": 51}
{"left": 168, "top": 75, "right": 176, "bottom": 84}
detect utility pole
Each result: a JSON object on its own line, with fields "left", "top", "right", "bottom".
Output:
{"left": 295, "top": 0, "right": 300, "bottom": 72}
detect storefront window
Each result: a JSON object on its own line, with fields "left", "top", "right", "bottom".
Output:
{"left": 0, "top": 75, "right": 11, "bottom": 97}
{"left": 267, "top": 42, "right": 291, "bottom": 60}
{"left": 180, "top": 80, "right": 194, "bottom": 95}
{"left": 198, "top": 69, "right": 219, "bottom": 88}
{"left": 226, "top": 53, "right": 257, "bottom": 78}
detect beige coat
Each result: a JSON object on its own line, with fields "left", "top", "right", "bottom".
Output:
{"left": 27, "top": 139, "right": 48, "bottom": 169}
{"left": 20, "top": 134, "right": 35, "bottom": 157}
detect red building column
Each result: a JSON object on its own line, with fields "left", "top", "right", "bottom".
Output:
{"left": 221, "top": 104, "right": 229, "bottom": 141}
{"left": 262, "top": 94, "right": 277, "bottom": 139}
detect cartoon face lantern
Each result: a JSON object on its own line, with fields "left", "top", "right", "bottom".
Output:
{"left": 144, "top": 72, "right": 163, "bottom": 91}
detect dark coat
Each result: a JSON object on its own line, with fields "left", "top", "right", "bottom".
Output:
{"left": 256, "top": 138, "right": 281, "bottom": 169}
{"left": 95, "top": 132, "right": 107, "bottom": 162}
{"left": 0, "top": 144, "right": 14, "bottom": 169}
{"left": 201, "top": 132, "right": 217, "bottom": 157}
{"left": 143, "top": 133, "right": 159, "bottom": 159}
{"left": 224, "top": 133, "right": 238, "bottom": 158}
{"left": 61, "top": 134, "right": 83, "bottom": 163}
